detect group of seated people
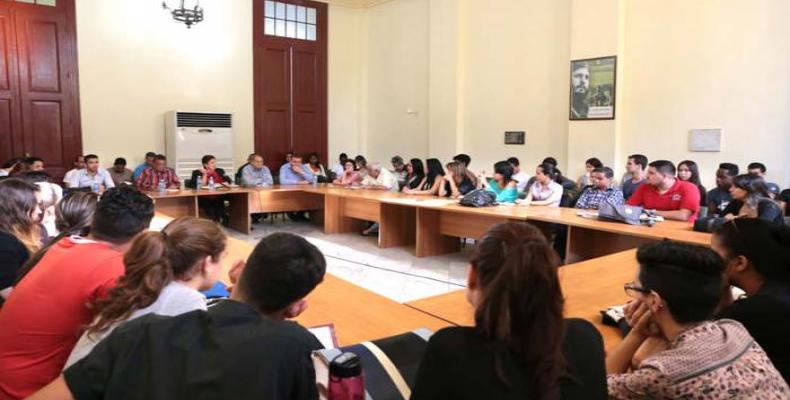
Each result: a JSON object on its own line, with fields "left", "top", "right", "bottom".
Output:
{"left": 0, "top": 173, "right": 788, "bottom": 399}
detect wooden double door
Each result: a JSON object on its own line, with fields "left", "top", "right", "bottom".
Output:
{"left": 253, "top": 0, "right": 327, "bottom": 170}
{"left": 0, "top": 0, "right": 81, "bottom": 179}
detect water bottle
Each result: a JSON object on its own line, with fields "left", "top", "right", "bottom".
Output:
{"left": 158, "top": 179, "right": 166, "bottom": 192}
{"left": 91, "top": 181, "right": 100, "bottom": 194}
{"left": 208, "top": 176, "right": 215, "bottom": 191}
{"left": 328, "top": 352, "right": 364, "bottom": 400}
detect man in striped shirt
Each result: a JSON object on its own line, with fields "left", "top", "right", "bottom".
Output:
{"left": 135, "top": 154, "right": 181, "bottom": 191}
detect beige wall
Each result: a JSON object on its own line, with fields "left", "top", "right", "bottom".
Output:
{"left": 75, "top": 0, "right": 790, "bottom": 189}
{"left": 76, "top": 0, "right": 254, "bottom": 168}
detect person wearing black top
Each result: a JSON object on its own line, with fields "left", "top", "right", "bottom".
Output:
{"left": 30, "top": 232, "right": 327, "bottom": 400}
{"left": 0, "top": 179, "right": 42, "bottom": 305}
{"left": 404, "top": 158, "right": 426, "bottom": 191}
{"left": 439, "top": 161, "right": 476, "bottom": 198}
{"left": 677, "top": 160, "right": 707, "bottom": 207}
{"left": 707, "top": 162, "right": 739, "bottom": 216}
{"left": 721, "top": 174, "right": 784, "bottom": 226}
{"left": 411, "top": 222, "right": 607, "bottom": 400}
{"left": 712, "top": 219, "right": 790, "bottom": 382}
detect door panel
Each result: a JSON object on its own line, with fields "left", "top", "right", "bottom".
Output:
{"left": 253, "top": 0, "right": 326, "bottom": 170}
{"left": 12, "top": 2, "right": 80, "bottom": 179}
{"left": 0, "top": 9, "right": 22, "bottom": 161}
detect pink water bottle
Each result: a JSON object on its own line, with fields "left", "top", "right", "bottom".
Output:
{"left": 328, "top": 352, "right": 365, "bottom": 400}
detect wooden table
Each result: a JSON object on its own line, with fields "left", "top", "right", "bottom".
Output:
{"left": 406, "top": 249, "right": 638, "bottom": 350}
{"left": 220, "top": 227, "right": 451, "bottom": 346}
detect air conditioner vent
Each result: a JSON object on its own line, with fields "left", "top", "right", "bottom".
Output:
{"left": 176, "top": 112, "right": 232, "bottom": 128}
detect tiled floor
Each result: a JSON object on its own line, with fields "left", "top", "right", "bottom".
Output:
{"left": 227, "top": 217, "right": 470, "bottom": 303}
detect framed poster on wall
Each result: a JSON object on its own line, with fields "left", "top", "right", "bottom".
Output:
{"left": 569, "top": 56, "right": 617, "bottom": 120}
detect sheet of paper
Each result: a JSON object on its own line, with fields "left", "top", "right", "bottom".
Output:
{"left": 309, "top": 324, "right": 338, "bottom": 350}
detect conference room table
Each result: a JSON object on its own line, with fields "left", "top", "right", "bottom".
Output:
{"left": 147, "top": 184, "right": 711, "bottom": 263}
{"left": 406, "top": 249, "right": 639, "bottom": 350}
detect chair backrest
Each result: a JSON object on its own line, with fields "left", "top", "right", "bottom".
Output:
{"left": 698, "top": 206, "right": 709, "bottom": 218}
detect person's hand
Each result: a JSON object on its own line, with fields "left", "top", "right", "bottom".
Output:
{"left": 625, "top": 300, "right": 654, "bottom": 338}
{"left": 445, "top": 170, "right": 454, "bottom": 179}
{"left": 198, "top": 168, "right": 207, "bottom": 175}
{"left": 221, "top": 181, "right": 231, "bottom": 187}
{"left": 724, "top": 213, "right": 737, "bottom": 221}
{"left": 298, "top": 180, "right": 309, "bottom": 185}
{"left": 403, "top": 187, "right": 411, "bottom": 194}
{"left": 228, "top": 259, "right": 246, "bottom": 286}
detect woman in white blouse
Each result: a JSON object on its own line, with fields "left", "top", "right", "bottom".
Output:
{"left": 520, "top": 163, "right": 564, "bottom": 207}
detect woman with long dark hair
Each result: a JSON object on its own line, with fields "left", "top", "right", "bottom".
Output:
{"left": 483, "top": 161, "right": 519, "bottom": 203}
{"left": 307, "top": 152, "right": 328, "bottom": 182}
{"left": 521, "top": 163, "right": 564, "bottom": 207}
{"left": 412, "top": 222, "right": 606, "bottom": 399}
{"left": 64, "top": 217, "right": 227, "bottom": 368}
{"left": 404, "top": 158, "right": 426, "bottom": 191}
{"left": 404, "top": 158, "right": 444, "bottom": 195}
{"left": 16, "top": 192, "right": 98, "bottom": 284}
{"left": 677, "top": 160, "right": 706, "bottom": 206}
{"left": 722, "top": 174, "right": 784, "bottom": 226}
{"left": 0, "top": 179, "right": 42, "bottom": 302}
{"left": 577, "top": 157, "right": 604, "bottom": 188}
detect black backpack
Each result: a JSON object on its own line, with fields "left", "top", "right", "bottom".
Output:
{"left": 459, "top": 189, "right": 497, "bottom": 207}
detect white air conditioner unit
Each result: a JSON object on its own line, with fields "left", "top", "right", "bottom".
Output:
{"left": 165, "top": 111, "right": 234, "bottom": 183}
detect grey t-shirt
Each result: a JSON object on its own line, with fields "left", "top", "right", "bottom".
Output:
{"left": 621, "top": 177, "right": 645, "bottom": 200}
{"left": 64, "top": 281, "right": 207, "bottom": 369}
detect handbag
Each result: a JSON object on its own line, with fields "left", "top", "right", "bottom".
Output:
{"left": 459, "top": 189, "right": 497, "bottom": 207}
{"left": 598, "top": 200, "right": 643, "bottom": 225}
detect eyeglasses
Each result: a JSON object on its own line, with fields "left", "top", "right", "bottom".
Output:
{"left": 624, "top": 281, "right": 650, "bottom": 298}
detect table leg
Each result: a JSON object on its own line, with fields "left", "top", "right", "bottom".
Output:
{"left": 416, "top": 208, "right": 460, "bottom": 257}
{"left": 379, "top": 203, "right": 416, "bottom": 248}
{"left": 154, "top": 196, "right": 198, "bottom": 218}
{"left": 227, "top": 192, "right": 251, "bottom": 235}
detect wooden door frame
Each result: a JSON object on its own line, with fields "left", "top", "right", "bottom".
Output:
{"left": 252, "top": 0, "right": 327, "bottom": 169}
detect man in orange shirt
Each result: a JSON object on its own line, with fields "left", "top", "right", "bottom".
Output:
{"left": 0, "top": 187, "right": 154, "bottom": 400}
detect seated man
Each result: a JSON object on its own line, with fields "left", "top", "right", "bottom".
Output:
{"left": 135, "top": 154, "right": 180, "bottom": 191}
{"left": 68, "top": 154, "right": 115, "bottom": 192}
{"left": 23, "top": 157, "right": 45, "bottom": 172}
{"left": 29, "top": 232, "right": 327, "bottom": 400}
{"left": 235, "top": 153, "right": 255, "bottom": 185}
{"left": 62, "top": 155, "right": 85, "bottom": 188}
{"left": 132, "top": 152, "right": 156, "bottom": 181}
{"left": 362, "top": 162, "right": 398, "bottom": 192}
{"left": 108, "top": 158, "right": 133, "bottom": 186}
{"left": 626, "top": 160, "right": 700, "bottom": 222}
{"left": 391, "top": 156, "right": 408, "bottom": 190}
{"left": 575, "top": 167, "right": 624, "bottom": 210}
{"left": 0, "top": 187, "right": 154, "bottom": 399}
{"left": 707, "top": 162, "right": 738, "bottom": 216}
{"left": 279, "top": 155, "right": 315, "bottom": 185}
{"left": 240, "top": 154, "right": 273, "bottom": 188}
{"left": 747, "top": 162, "right": 780, "bottom": 199}
{"left": 606, "top": 241, "right": 789, "bottom": 398}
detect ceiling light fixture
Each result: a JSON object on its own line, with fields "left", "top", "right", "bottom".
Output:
{"left": 162, "top": 0, "right": 204, "bottom": 29}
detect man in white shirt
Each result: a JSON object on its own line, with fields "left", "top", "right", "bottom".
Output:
{"left": 62, "top": 155, "right": 85, "bottom": 188}
{"left": 69, "top": 154, "right": 115, "bottom": 192}
{"left": 362, "top": 162, "right": 398, "bottom": 192}
{"left": 508, "top": 157, "right": 530, "bottom": 192}
{"left": 330, "top": 153, "right": 347, "bottom": 180}
{"left": 360, "top": 162, "right": 398, "bottom": 236}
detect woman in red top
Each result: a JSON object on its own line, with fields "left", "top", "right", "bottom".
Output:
{"left": 189, "top": 155, "right": 231, "bottom": 223}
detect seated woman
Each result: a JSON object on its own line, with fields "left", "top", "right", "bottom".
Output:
{"left": 307, "top": 152, "right": 328, "bottom": 183}
{"left": 354, "top": 155, "right": 368, "bottom": 180}
{"left": 439, "top": 161, "right": 477, "bottom": 198}
{"left": 677, "top": 160, "right": 707, "bottom": 206}
{"left": 606, "top": 241, "right": 789, "bottom": 398}
{"left": 189, "top": 155, "right": 231, "bottom": 223}
{"left": 403, "top": 158, "right": 426, "bottom": 192}
{"left": 713, "top": 219, "right": 790, "bottom": 382}
{"left": 403, "top": 158, "right": 444, "bottom": 196}
{"left": 332, "top": 159, "right": 359, "bottom": 186}
{"left": 722, "top": 174, "right": 784, "bottom": 226}
{"left": 64, "top": 217, "right": 229, "bottom": 368}
{"left": 411, "top": 222, "right": 607, "bottom": 399}
{"left": 576, "top": 157, "right": 603, "bottom": 188}
{"left": 15, "top": 192, "right": 98, "bottom": 284}
{"left": 482, "top": 161, "right": 518, "bottom": 203}
{"left": 0, "top": 179, "right": 42, "bottom": 304}
{"left": 520, "top": 163, "right": 563, "bottom": 207}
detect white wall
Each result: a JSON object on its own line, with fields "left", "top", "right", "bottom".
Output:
{"left": 76, "top": 0, "right": 254, "bottom": 168}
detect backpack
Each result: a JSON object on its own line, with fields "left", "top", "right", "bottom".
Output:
{"left": 459, "top": 189, "right": 497, "bottom": 207}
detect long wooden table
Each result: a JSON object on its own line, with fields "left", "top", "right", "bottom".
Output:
{"left": 148, "top": 185, "right": 711, "bottom": 262}
{"left": 406, "top": 249, "right": 638, "bottom": 350}
{"left": 220, "top": 226, "right": 451, "bottom": 346}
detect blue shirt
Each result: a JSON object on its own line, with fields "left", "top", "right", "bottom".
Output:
{"left": 279, "top": 163, "right": 316, "bottom": 184}
{"left": 575, "top": 186, "right": 625, "bottom": 210}
{"left": 132, "top": 163, "right": 149, "bottom": 180}
{"left": 241, "top": 165, "right": 273, "bottom": 187}
{"left": 486, "top": 178, "right": 518, "bottom": 203}
{"left": 69, "top": 169, "right": 115, "bottom": 189}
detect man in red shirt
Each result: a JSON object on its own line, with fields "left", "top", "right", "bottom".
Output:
{"left": 0, "top": 187, "right": 154, "bottom": 400}
{"left": 135, "top": 154, "right": 181, "bottom": 190}
{"left": 627, "top": 160, "right": 700, "bottom": 222}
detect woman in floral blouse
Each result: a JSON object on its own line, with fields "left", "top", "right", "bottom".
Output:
{"left": 606, "top": 241, "right": 789, "bottom": 399}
